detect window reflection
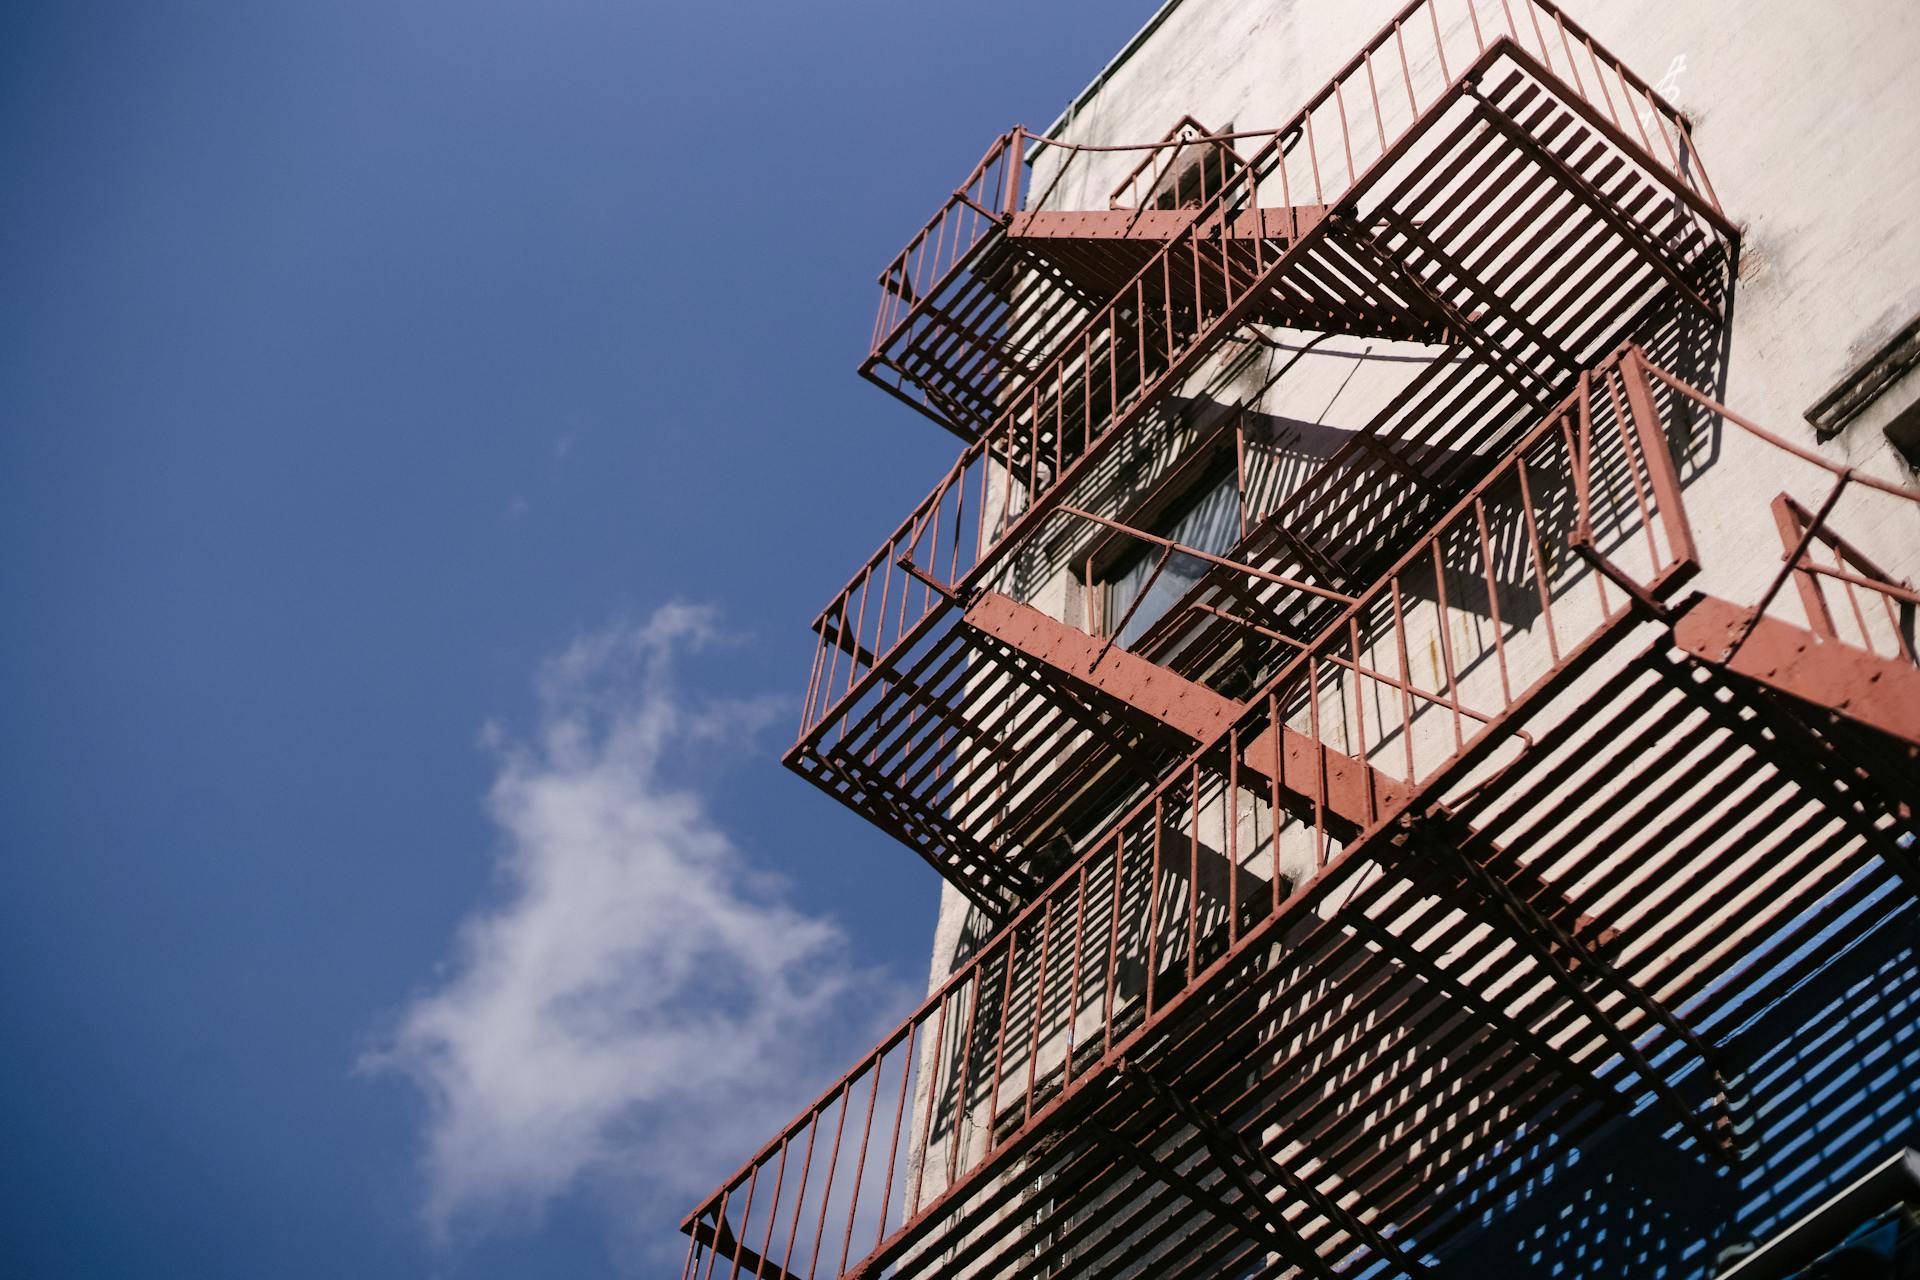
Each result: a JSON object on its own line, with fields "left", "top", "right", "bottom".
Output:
{"left": 1106, "top": 472, "right": 1241, "bottom": 647}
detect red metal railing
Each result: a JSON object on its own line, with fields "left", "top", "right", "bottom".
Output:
{"left": 690, "top": 347, "right": 1703, "bottom": 1280}
{"left": 868, "top": 129, "right": 1026, "bottom": 379}
{"left": 810, "top": 0, "right": 1730, "bottom": 744}
{"left": 1641, "top": 365, "right": 1920, "bottom": 668}
{"left": 863, "top": 0, "right": 1725, "bottom": 444}
{"left": 1105, "top": 115, "right": 1247, "bottom": 211}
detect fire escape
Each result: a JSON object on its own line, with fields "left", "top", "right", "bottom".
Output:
{"left": 684, "top": 2, "right": 1920, "bottom": 1277}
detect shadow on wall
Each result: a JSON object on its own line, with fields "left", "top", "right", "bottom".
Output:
{"left": 1428, "top": 907, "right": 1920, "bottom": 1279}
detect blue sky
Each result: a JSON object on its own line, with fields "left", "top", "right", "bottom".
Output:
{"left": 0, "top": 1, "right": 1162, "bottom": 1274}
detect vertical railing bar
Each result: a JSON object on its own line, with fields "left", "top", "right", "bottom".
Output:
{"left": 974, "top": 439, "right": 992, "bottom": 563}
{"left": 1836, "top": 548, "right": 1875, "bottom": 652}
{"left": 845, "top": 577, "right": 871, "bottom": 699}
{"left": 1305, "top": 112, "right": 1325, "bottom": 206}
{"left": 1390, "top": 577, "right": 1419, "bottom": 781}
{"left": 945, "top": 969, "right": 985, "bottom": 1188}
{"left": 1348, "top": 616, "right": 1376, "bottom": 820}
{"left": 870, "top": 557, "right": 894, "bottom": 679}
{"left": 1525, "top": 0, "right": 1553, "bottom": 69}
{"left": 726, "top": 1165, "right": 761, "bottom": 1279}
{"left": 998, "top": 411, "right": 1015, "bottom": 550}
{"left": 1064, "top": 864, "right": 1089, "bottom": 1087}
{"left": 779, "top": 1109, "right": 820, "bottom": 1278}
{"left": 1584, "top": 36, "right": 1621, "bottom": 128}
{"left": 1190, "top": 228, "right": 1203, "bottom": 323}
{"left": 1428, "top": 0, "right": 1452, "bottom": 85}
{"left": 1646, "top": 97, "right": 1686, "bottom": 191}
{"left": 1248, "top": 157, "right": 1265, "bottom": 277}
{"left": 755, "top": 1137, "right": 789, "bottom": 1280}
{"left": 1056, "top": 361, "right": 1066, "bottom": 481}
{"left": 1028, "top": 387, "right": 1041, "bottom": 510}
{"left": 1268, "top": 690, "right": 1285, "bottom": 910}
{"left": 1227, "top": 726, "right": 1241, "bottom": 940}
{"left": 1515, "top": 454, "right": 1561, "bottom": 663}
{"left": 1564, "top": 403, "right": 1597, "bottom": 595}
{"left": 1023, "top": 898, "right": 1055, "bottom": 1124}
{"left": 1308, "top": 656, "right": 1328, "bottom": 869}
{"left": 1082, "top": 333, "right": 1094, "bottom": 467}
{"left": 1473, "top": 499, "right": 1514, "bottom": 703}
{"left": 1103, "top": 833, "right": 1126, "bottom": 1055}
{"left": 1602, "top": 366, "right": 1663, "bottom": 571}
{"left": 805, "top": 1090, "right": 851, "bottom": 1280}
{"left": 1234, "top": 414, "right": 1250, "bottom": 541}
{"left": 921, "top": 483, "right": 946, "bottom": 628}
{"left": 916, "top": 197, "right": 945, "bottom": 303}
{"left": 802, "top": 628, "right": 826, "bottom": 733}
{"left": 1396, "top": 22, "right": 1419, "bottom": 117}
{"left": 700, "top": 1189, "right": 727, "bottom": 1280}
{"left": 1146, "top": 799, "right": 1165, "bottom": 1018}
{"left": 1621, "top": 67, "right": 1659, "bottom": 159}
{"left": 909, "top": 995, "right": 949, "bottom": 1216}
{"left": 1335, "top": 81, "right": 1356, "bottom": 190}
{"left": 1554, "top": 11, "right": 1587, "bottom": 99}
{"left": 1365, "top": 49, "right": 1388, "bottom": 153}
{"left": 1219, "top": 205, "right": 1234, "bottom": 311}
{"left": 1161, "top": 251, "right": 1175, "bottom": 370}
{"left": 1187, "top": 767, "right": 1201, "bottom": 982}
{"left": 836, "top": 1068, "right": 883, "bottom": 1276}
{"left": 1135, "top": 278, "right": 1149, "bottom": 394}
{"left": 821, "top": 599, "right": 846, "bottom": 732}
{"left": 984, "top": 929, "right": 1022, "bottom": 1164}
{"left": 874, "top": 1024, "right": 915, "bottom": 1253}
{"left": 1431, "top": 539, "right": 1466, "bottom": 750}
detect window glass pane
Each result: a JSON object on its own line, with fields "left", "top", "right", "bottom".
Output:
{"left": 1110, "top": 474, "right": 1240, "bottom": 647}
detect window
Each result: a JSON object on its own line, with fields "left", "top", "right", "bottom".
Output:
{"left": 1806, "top": 311, "right": 1920, "bottom": 468}
{"left": 1108, "top": 115, "right": 1242, "bottom": 212}
{"left": 1143, "top": 139, "right": 1238, "bottom": 210}
{"left": 1103, "top": 471, "right": 1242, "bottom": 648}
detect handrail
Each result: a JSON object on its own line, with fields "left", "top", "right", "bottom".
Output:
{"left": 815, "top": 0, "right": 1733, "bottom": 743}
{"left": 864, "top": 0, "right": 1725, "bottom": 440}
{"left": 687, "top": 346, "right": 1701, "bottom": 1280}
{"left": 1643, "top": 366, "right": 1920, "bottom": 665}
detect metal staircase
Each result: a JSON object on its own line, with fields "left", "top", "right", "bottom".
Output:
{"left": 681, "top": 2, "right": 1918, "bottom": 1276}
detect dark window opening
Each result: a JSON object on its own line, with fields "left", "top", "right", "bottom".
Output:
{"left": 1101, "top": 469, "right": 1242, "bottom": 648}
{"left": 1806, "top": 312, "right": 1920, "bottom": 441}
{"left": 1885, "top": 395, "right": 1920, "bottom": 470}
{"left": 1143, "top": 133, "right": 1239, "bottom": 210}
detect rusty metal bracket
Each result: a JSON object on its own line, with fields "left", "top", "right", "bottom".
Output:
{"left": 1572, "top": 537, "right": 1676, "bottom": 622}
{"left": 896, "top": 556, "right": 971, "bottom": 607}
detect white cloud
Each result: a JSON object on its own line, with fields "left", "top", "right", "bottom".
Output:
{"left": 364, "top": 604, "right": 909, "bottom": 1262}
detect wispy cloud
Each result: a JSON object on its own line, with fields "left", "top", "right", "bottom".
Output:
{"left": 364, "top": 605, "right": 909, "bottom": 1263}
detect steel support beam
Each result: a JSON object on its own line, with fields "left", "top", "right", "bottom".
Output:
{"left": 962, "top": 591, "right": 1405, "bottom": 832}
{"left": 1673, "top": 594, "right": 1920, "bottom": 753}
